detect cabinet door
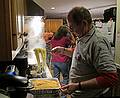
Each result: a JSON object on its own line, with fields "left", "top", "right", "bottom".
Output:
{"left": 11, "top": 0, "right": 19, "bottom": 50}
{"left": 45, "top": 19, "right": 63, "bottom": 32}
{"left": 11, "top": 0, "right": 25, "bottom": 50}
{"left": 0, "top": 0, "right": 26, "bottom": 61}
{"left": 11, "top": 0, "right": 27, "bottom": 60}
{"left": 0, "top": 0, "right": 12, "bottom": 61}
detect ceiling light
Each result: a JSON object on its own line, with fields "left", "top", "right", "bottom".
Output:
{"left": 51, "top": 7, "right": 55, "bottom": 10}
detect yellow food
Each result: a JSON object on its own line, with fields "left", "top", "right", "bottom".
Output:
{"left": 31, "top": 79, "right": 60, "bottom": 90}
{"left": 34, "top": 48, "right": 46, "bottom": 73}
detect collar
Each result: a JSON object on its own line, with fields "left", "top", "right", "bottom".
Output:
{"left": 77, "top": 25, "right": 96, "bottom": 43}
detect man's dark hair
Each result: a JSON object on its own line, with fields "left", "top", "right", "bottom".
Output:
{"left": 68, "top": 7, "right": 92, "bottom": 25}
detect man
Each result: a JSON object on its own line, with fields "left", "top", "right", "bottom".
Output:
{"left": 51, "top": 7, "right": 118, "bottom": 98}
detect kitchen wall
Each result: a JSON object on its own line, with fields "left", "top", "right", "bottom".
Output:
{"left": 115, "top": 0, "right": 120, "bottom": 65}
{"left": 112, "top": 0, "right": 120, "bottom": 96}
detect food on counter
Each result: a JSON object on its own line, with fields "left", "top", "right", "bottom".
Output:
{"left": 34, "top": 48, "right": 46, "bottom": 73}
{"left": 31, "top": 79, "right": 60, "bottom": 90}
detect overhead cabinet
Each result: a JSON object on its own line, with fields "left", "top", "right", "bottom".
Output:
{"left": 0, "top": 0, "right": 26, "bottom": 61}
{"left": 45, "top": 19, "right": 63, "bottom": 32}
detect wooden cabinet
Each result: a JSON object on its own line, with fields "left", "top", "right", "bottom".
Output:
{"left": 45, "top": 19, "right": 63, "bottom": 32}
{"left": 0, "top": 0, "right": 26, "bottom": 61}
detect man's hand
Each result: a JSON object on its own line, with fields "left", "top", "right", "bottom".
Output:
{"left": 60, "top": 83, "right": 79, "bottom": 95}
{"left": 51, "top": 46, "right": 64, "bottom": 53}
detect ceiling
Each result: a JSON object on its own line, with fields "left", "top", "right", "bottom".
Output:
{"left": 33, "top": 0, "right": 117, "bottom": 19}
